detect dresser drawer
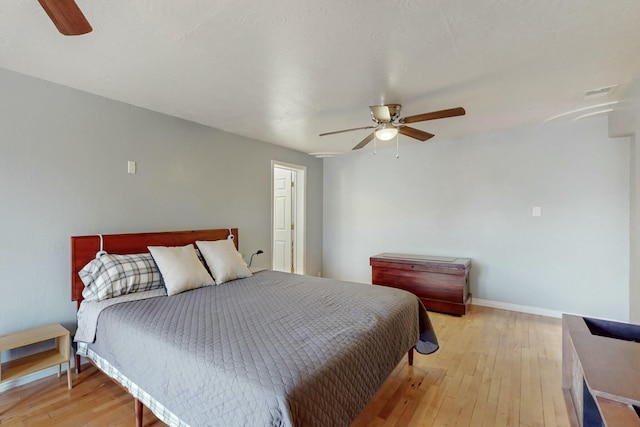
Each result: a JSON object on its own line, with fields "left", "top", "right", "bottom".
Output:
{"left": 372, "top": 267, "right": 464, "bottom": 302}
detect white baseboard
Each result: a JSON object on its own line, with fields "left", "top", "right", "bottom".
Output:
{"left": 472, "top": 298, "right": 563, "bottom": 318}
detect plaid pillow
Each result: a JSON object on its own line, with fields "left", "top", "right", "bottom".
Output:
{"left": 80, "top": 253, "right": 163, "bottom": 301}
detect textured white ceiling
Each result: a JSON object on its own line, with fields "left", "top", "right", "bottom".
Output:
{"left": 1, "top": 0, "right": 639, "bottom": 155}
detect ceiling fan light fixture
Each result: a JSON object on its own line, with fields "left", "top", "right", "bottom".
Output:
{"left": 375, "top": 124, "right": 398, "bottom": 141}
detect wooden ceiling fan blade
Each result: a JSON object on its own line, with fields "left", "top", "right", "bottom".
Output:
{"left": 352, "top": 133, "right": 375, "bottom": 150}
{"left": 319, "top": 125, "right": 376, "bottom": 137}
{"left": 401, "top": 107, "right": 466, "bottom": 124}
{"left": 399, "top": 127, "right": 435, "bottom": 141}
{"left": 38, "top": 0, "right": 92, "bottom": 36}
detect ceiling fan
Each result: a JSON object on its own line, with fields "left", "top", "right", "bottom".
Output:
{"left": 319, "top": 104, "right": 466, "bottom": 151}
{"left": 38, "top": 0, "right": 92, "bottom": 36}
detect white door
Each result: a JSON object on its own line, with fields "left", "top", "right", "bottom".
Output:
{"left": 273, "top": 167, "right": 293, "bottom": 272}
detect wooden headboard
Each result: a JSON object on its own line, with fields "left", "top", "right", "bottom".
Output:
{"left": 71, "top": 228, "right": 239, "bottom": 305}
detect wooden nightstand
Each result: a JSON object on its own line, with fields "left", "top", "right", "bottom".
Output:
{"left": 0, "top": 323, "right": 72, "bottom": 389}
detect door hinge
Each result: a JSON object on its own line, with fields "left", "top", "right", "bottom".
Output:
{"left": 291, "top": 224, "right": 295, "bottom": 231}
{"left": 291, "top": 181, "right": 295, "bottom": 188}
{"left": 291, "top": 266, "right": 295, "bottom": 273}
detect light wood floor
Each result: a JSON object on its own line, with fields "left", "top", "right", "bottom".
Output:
{"left": 0, "top": 306, "right": 571, "bottom": 426}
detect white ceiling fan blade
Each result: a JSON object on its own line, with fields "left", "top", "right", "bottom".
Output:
{"left": 370, "top": 105, "right": 391, "bottom": 122}
{"left": 319, "top": 125, "right": 376, "bottom": 137}
{"left": 352, "top": 133, "right": 375, "bottom": 150}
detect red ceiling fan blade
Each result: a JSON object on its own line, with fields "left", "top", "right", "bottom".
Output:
{"left": 399, "top": 126, "right": 435, "bottom": 141}
{"left": 38, "top": 0, "right": 92, "bottom": 36}
{"left": 401, "top": 107, "right": 466, "bottom": 124}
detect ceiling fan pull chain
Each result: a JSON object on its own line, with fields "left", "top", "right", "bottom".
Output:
{"left": 396, "top": 134, "right": 399, "bottom": 158}
{"left": 373, "top": 137, "right": 377, "bottom": 155}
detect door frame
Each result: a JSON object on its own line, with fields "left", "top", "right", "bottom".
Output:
{"left": 271, "top": 160, "right": 306, "bottom": 275}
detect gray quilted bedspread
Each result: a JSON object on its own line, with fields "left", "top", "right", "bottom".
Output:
{"left": 86, "top": 271, "right": 438, "bottom": 427}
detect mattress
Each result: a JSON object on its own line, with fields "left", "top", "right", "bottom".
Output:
{"left": 77, "top": 270, "right": 438, "bottom": 427}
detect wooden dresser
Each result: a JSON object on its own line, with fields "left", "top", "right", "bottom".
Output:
{"left": 370, "top": 253, "right": 471, "bottom": 316}
{"left": 562, "top": 314, "right": 640, "bottom": 427}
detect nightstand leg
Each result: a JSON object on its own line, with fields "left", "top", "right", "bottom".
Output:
{"left": 67, "top": 361, "right": 72, "bottom": 389}
{"left": 135, "top": 398, "right": 143, "bottom": 427}
{"left": 57, "top": 364, "right": 61, "bottom": 378}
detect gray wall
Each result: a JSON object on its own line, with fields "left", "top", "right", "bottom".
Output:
{"left": 631, "top": 132, "right": 639, "bottom": 323}
{"left": 611, "top": 76, "right": 640, "bottom": 322}
{"left": 323, "top": 117, "right": 630, "bottom": 321}
{"left": 0, "top": 68, "right": 323, "bottom": 339}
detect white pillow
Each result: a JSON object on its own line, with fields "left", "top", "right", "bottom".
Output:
{"left": 196, "top": 240, "right": 252, "bottom": 285}
{"left": 148, "top": 244, "right": 215, "bottom": 295}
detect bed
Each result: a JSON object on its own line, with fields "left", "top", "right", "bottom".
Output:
{"left": 71, "top": 228, "right": 438, "bottom": 427}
